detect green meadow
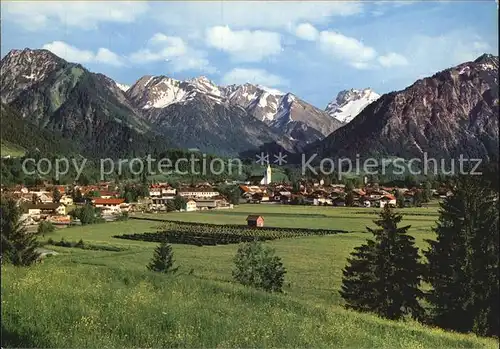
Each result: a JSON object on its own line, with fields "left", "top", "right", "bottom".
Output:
{"left": 2, "top": 204, "right": 498, "bottom": 348}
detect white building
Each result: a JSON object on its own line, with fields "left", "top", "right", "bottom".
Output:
{"left": 162, "top": 188, "right": 176, "bottom": 196}
{"left": 185, "top": 200, "right": 197, "bottom": 212}
{"left": 59, "top": 195, "right": 74, "bottom": 206}
{"left": 178, "top": 188, "right": 219, "bottom": 199}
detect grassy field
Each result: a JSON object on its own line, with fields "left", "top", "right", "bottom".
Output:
{"left": 2, "top": 203, "right": 498, "bottom": 348}
{"left": 133, "top": 204, "right": 440, "bottom": 234}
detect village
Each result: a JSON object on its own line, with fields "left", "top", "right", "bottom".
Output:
{"left": 0, "top": 164, "right": 449, "bottom": 229}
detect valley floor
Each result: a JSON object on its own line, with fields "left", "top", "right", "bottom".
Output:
{"left": 2, "top": 204, "right": 497, "bottom": 348}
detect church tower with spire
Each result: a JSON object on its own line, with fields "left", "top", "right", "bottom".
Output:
{"left": 264, "top": 164, "right": 272, "bottom": 185}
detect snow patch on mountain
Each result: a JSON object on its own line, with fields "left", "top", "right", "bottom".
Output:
{"left": 256, "top": 85, "right": 284, "bottom": 96}
{"left": 326, "top": 88, "right": 380, "bottom": 124}
{"left": 116, "top": 83, "right": 130, "bottom": 92}
{"left": 129, "top": 75, "right": 228, "bottom": 110}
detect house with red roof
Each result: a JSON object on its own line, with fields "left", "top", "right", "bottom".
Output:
{"left": 92, "top": 198, "right": 125, "bottom": 207}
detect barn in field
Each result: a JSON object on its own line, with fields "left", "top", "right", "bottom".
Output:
{"left": 246, "top": 215, "right": 264, "bottom": 227}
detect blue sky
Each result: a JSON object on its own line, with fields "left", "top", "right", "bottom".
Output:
{"left": 1, "top": 1, "right": 498, "bottom": 108}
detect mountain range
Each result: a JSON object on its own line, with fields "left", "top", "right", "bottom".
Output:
{"left": 306, "top": 53, "right": 499, "bottom": 162}
{"left": 1, "top": 48, "right": 498, "bottom": 162}
{"left": 0, "top": 48, "right": 350, "bottom": 157}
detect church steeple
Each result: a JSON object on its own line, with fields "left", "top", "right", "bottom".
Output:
{"left": 265, "top": 164, "right": 272, "bottom": 185}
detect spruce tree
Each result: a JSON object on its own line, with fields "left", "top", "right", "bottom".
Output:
{"left": 470, "top": 196, "right": 499, "bottom": 337}
{"left": 425, "top": 175, "right": 499, "bottom": 336}
{"left": 1, "top": 198, "right": 40, "bottom": 266}
{"left": 147, "top": 240, "right": 178, "bottom": 273}
{"left": 340, "top": 205, "right": 423, "bottom": 320}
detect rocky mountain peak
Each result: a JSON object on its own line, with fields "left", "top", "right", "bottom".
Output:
{"left": 1, "top": 48, "right": 66, "bottom": 104}
{"left": 187, "top": 76, "right": 221, "bottom": 96}
{"left": 116, "top": 83, "right": 130, "bottom": 92}
{"left": 475, "top": 53, "right": 497, "bottom": 64}
{"left": 311, "top": 54, "right": 499, "bottom": 161}
{"left": 326, "top": 88, "right": 380, "bottom": 124}
{"left": 126, "top": 75, "right": 186, "bottom": 110}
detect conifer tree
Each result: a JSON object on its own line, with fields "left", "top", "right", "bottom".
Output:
{"left": 1, "top": 198, "right": 40, "bottom": 266}
{"left": 340, "top": 205, "right": 424, "bottom": 320}
{"left": 470, "top": 196, "right": 499, "bottom": 337}
{"left": 147, "top": 240, "right": 178, "bottom": 274}
{"left": 425, "top": 175, "right": 499, "bottom": 336}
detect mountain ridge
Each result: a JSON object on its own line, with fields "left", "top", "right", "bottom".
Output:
{"left": 306, "top": 53, "right": 499, "bottom": 162}
{"left": 1, "top": 48, "right": 498, "bottom": 162}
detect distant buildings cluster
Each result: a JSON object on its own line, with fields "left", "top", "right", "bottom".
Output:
{"left": 0, "top": 168, "right": 452, "bottom": 229}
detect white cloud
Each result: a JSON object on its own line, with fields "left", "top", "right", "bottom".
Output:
{"left": 95, "top": 48, "right": 125, "bottom": 66}
{"left": 42, "top": 41, "right": 124, "bottom": 66}
{"left": 378, "top": 52, "right": 409, "bottom": 67}
{"left": 155, "top": 2, "right": 363, "bottom": 30}
{"left": 407, "top": 31, "right": 493, "bottom": 69}
{"left": 318, "top": 31, "right": 378, "bottom": 69}
{"left": 129, "top": 33, "right": 215, "bottom": 73}
{"left": 172, "top": 57, "right": 216, "bottom": 74}
{"left": 2, "top": 1, "right": 148, "bottom": 31}
{"left": 379, "top": 30, "right": 496, "bottom": 87}
{"left": 205, "top": 26, "right": 282, "bottom": 62}
{"left": 221, "top": 68, "right": 288, "bottom": 87}
{"left": 294, "top": 23, "right": 319, "bottom": 41}
{"left": 129, "top": 34, "right": 187, "bottom": 63}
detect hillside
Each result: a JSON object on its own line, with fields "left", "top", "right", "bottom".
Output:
{"left": 2, "top": 262, "right": 496, "bottom": 348}
{"left": 0, "top": 103, "right": 78, "bottom": 156}
{"left": 0, "top": 49, "right": 172, "bottom": 158}
{"left": 1, "top": 48, "right": 343, "bottom": 157}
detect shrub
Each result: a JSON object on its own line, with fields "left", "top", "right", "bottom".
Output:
{"left": 232, "top": 241, "right": 286, "bottom": 293}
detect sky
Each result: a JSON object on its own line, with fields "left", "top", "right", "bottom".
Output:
{"left": 1, "top": 0, "right": 498, "bottom": 108}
